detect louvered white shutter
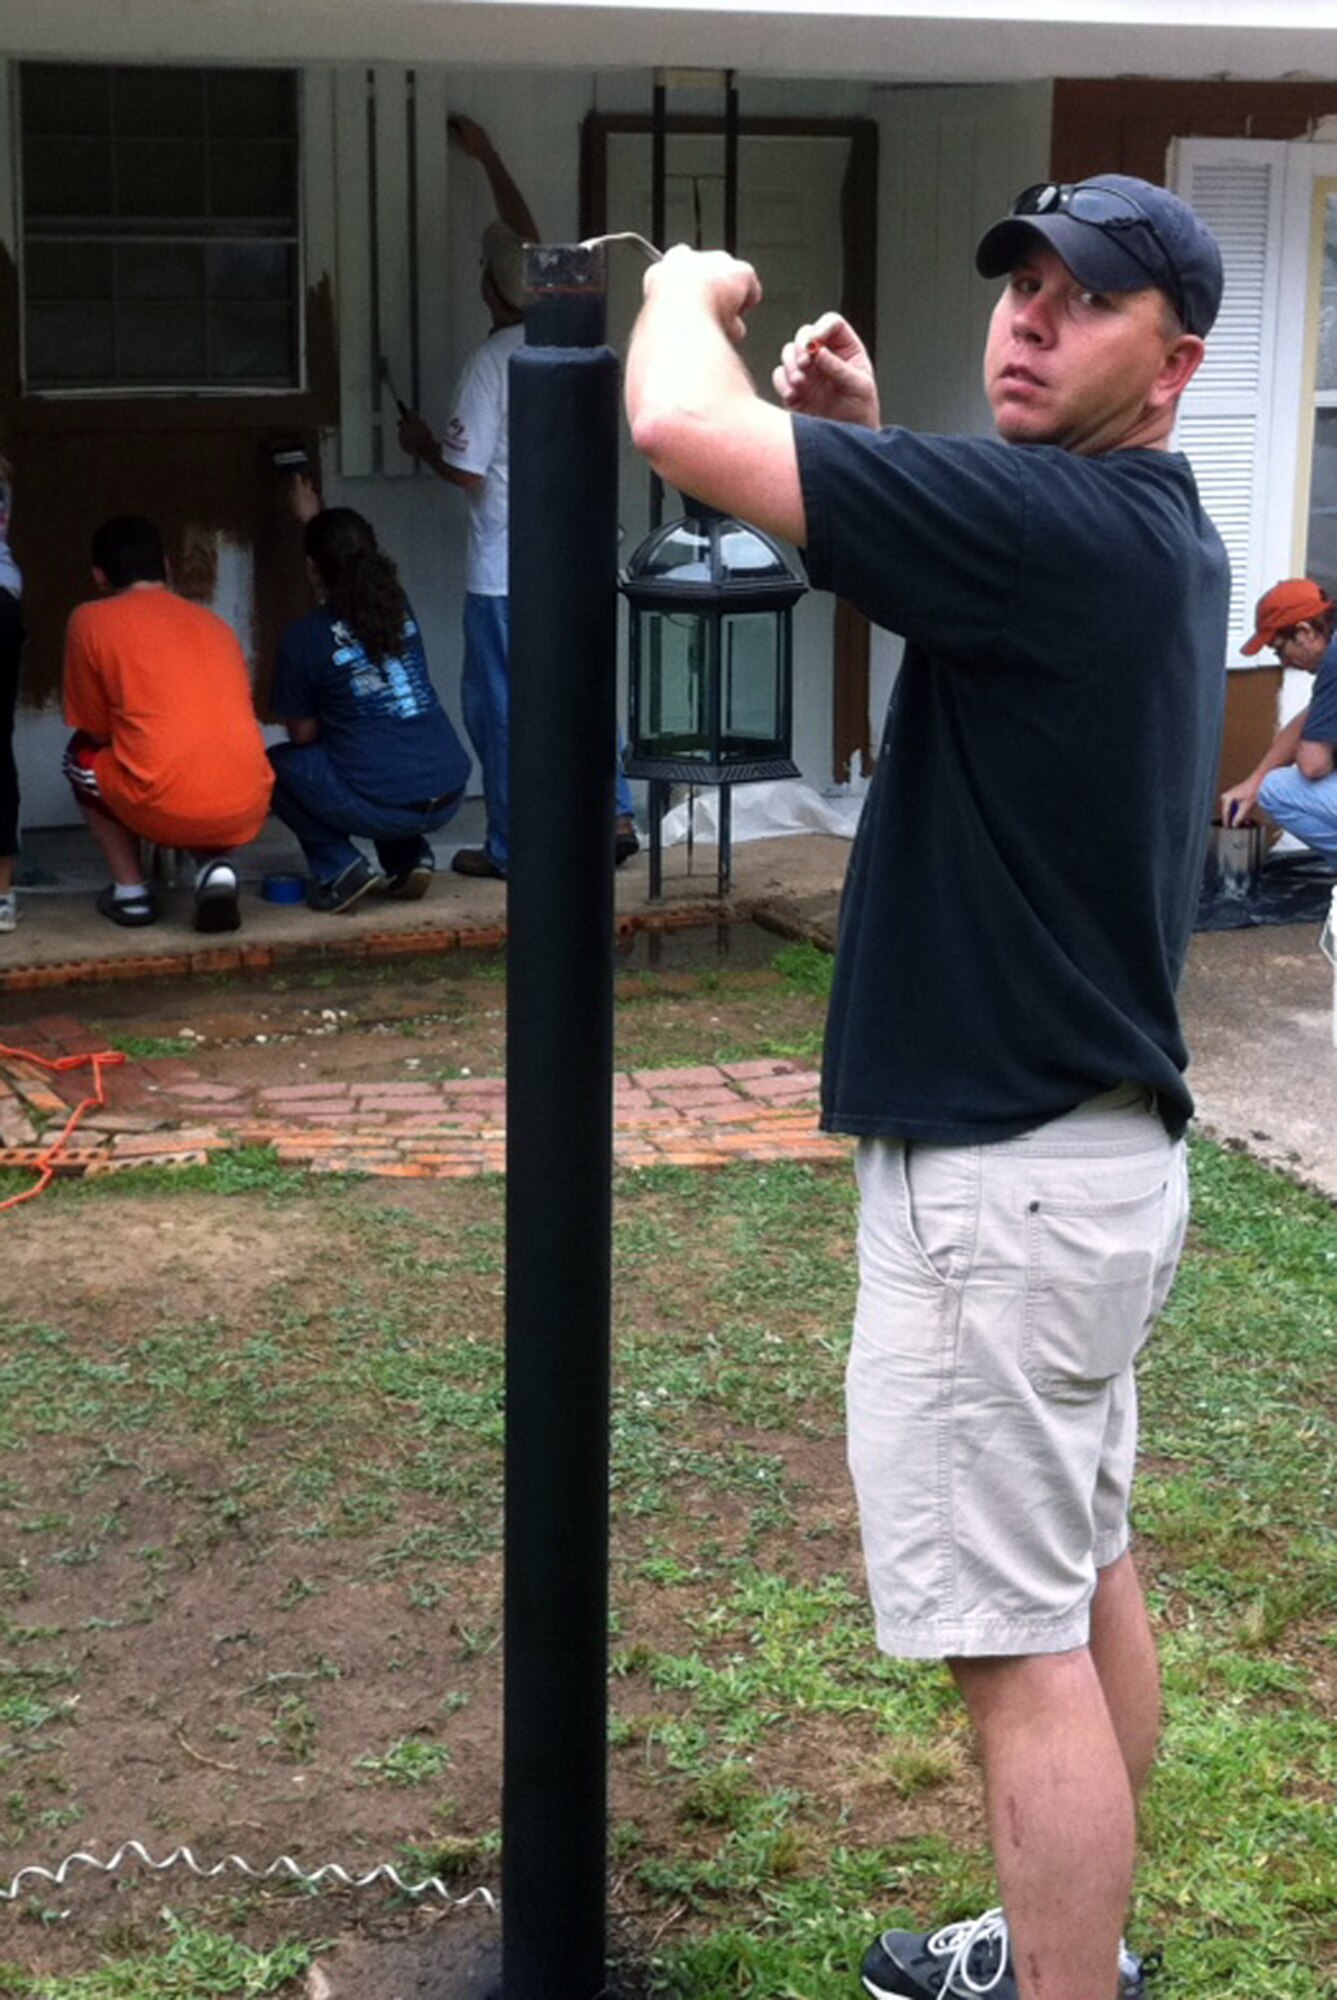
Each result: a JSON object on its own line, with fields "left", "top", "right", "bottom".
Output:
{"left": 1171, "top": 142, "right": 1288, "bottom": 660}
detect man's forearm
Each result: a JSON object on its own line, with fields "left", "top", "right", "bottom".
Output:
{"left": 1249, "top": 708, "right": 1309, "bottom": 785}
{"left": 626, "top": 249, "right": 805, "bottom": 545}
{"left": 478, "top": 144, "right": 537, "bottom": 243}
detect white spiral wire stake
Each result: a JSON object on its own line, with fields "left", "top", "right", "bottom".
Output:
{"left": 0, "top": 1838, "right": 499, "bottom": 1912}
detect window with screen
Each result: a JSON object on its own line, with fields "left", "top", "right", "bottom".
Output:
{"left": 21, "top": 63, "right": 300, "bottom": 392}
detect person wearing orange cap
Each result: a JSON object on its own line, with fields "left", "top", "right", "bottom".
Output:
{"left": 1220, "top": 578, "right": 1337, "bottom": 865}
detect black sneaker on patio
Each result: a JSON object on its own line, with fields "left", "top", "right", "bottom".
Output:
{"left": 306, "top": 856, "right": 383, "bottom": 914}
{"left": 615, "top": 816, "right": 641, "bottom": 867}
{"left": 450, "top": 846, "right": 505, "bottom": 880}
{"left": 193, "top": 859, "right": 241, "bottom": 933}
{"left": 382, "top": 846, "right": 436, "bottom": 900}
{"left": 861, "top": 1910, "right": 1153, "bottom": 2000}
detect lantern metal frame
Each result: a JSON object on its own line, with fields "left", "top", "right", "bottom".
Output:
{"left": 620, "top": 504, "right": 806, "bottom": 895}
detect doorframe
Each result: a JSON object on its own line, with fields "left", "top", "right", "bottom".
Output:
{"left": 581, "top": 111, "right": 878, "bottom": 783}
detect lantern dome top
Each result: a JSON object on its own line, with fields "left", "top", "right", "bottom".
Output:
{"left": 621, "top": 506, "right": 805, "bottom": 608}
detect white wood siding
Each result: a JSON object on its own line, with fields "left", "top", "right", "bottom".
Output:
{"left": 868, "top": 83, "right": 1052, "bottom": 731}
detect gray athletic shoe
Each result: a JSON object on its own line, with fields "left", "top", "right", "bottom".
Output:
{"left": 861, "top": 1908, "right": 1152, "bottom": 2000}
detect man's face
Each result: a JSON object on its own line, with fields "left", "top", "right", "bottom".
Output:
{"left": 1272, "top": 622, "right": 1328, "bottom": 673}
{"left": 983, "top": 243, "right": 1195, "bottom": 455}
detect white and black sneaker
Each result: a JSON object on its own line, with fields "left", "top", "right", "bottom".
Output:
{"left": 861, "top": 1908, "right": 1153, "bottom": 2000}
{"left": 193, "top": 859, "right": 241, "bottom": 934}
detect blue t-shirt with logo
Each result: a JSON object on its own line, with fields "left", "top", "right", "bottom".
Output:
{"left": 1302, "top": 634, "right": 1337, "bottom": 745}
{"left": 274, "top": 602, "right": 469, "bottom": 806}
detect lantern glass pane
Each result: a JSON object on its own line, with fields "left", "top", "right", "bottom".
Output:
{"left": 723, "top": 612, "right": 783, "bottom": 750}
{"left": 718, "top": 522, "right": 794, "bottom": 582}
{"left": 637, "top": 608, "right": 710, "bottom": 757}
{"left": 629, "top": 518, "right": 712, "bottom": 582}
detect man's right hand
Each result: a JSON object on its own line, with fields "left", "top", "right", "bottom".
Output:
{"left": 773, "top": 311, "right": 881, "bottom": 430}
{"left": 396, "top": 411, "right": 437, "bottom": 463}
{"left": 644, "top": 245, "right": 764, "bottom": 350}
{"left": 1219, "top": 779, "right": 1261, "bottom": 827}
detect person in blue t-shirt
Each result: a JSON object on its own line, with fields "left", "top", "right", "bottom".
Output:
{"left": 626, "top": 177, "right": 1228, "bottom": 2000}
{"left": 270, "top": 507, "right": 470, "bottom": 913}
{"left": 1220, "top": 576, "right": 1337, "bottom": 868}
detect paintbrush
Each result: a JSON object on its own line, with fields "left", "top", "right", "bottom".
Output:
{"left": 379, "top": 357, "right": 411, "bottom": 418}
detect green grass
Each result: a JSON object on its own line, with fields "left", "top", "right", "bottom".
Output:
{"left": 0, "top": 941, "right": 1333, "bottom": 1999}
{"left": 15, "top": 1915, "right": 318, "bottom": 1998}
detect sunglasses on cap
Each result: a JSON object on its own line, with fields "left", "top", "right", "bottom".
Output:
{"left": 1010, "top": 182, "right": 1186, "bottom": 327}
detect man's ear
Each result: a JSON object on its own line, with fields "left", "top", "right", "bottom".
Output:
{"left": 91, "top": 565, "right": 110, "bottom": 594}
{"left": 1154, "top": 331, "right": 1207, "bottom": 408}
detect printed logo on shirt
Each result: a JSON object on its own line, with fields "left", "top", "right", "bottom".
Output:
{"left": 444, "top": 417, "right": 469, "bottom": 456}
{"left": 330, "top": 616, "right": 434, "bottom": 720}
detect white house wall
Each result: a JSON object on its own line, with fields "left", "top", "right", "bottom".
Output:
{"left": 867, "top": 80, "right": 1053, "bottom": 732}
{"left": 2, "top": 47, "right": 1059, "bottom": 825}
{"left": 310, "top": 64, "right": 886, "bottom": 808}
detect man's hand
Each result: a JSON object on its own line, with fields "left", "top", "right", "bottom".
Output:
{"left": 448, "top": 113, "right": 491, "bottom": 160}
{"left": 397, "top": 410, "right": 438, "bottom": 464}
{"left": 645, "top": 244, "right": 764, "bottom": 349}
{"left": 1219, "top": 779, "right": 1262, "bottom": 827}
{"left": 286, "top": 472, "right": 322, "bottom": 524}
{"left": 773, "top": 311, "right": 881, "bottom": 430}
{"left": 627, "top": 244, "right": 804, "bottom": 547}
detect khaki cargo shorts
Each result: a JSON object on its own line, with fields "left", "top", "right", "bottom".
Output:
{"left": 846, "top": 1086, "right": 1189, "bottom": 1660}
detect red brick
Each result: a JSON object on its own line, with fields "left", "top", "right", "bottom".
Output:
{"left": 737, "top": 1073, "right": 820, "bottom": 1100}
{"left": 260, "top": 1083, "right": 351, "bottom": 1101}
{"left": 719, "top": 1058, "right": 799, "bottom": 1079}
{"left": 631, "top": 1064, "right": 727, "bottom": 1089}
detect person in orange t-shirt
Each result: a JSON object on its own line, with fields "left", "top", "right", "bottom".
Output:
{"left": 62, "top": 516, "right": 273, "bottom": 932}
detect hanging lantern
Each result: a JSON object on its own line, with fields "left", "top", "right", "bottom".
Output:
{"left": 620, "top": 502, "right": 805, "bottom": 784}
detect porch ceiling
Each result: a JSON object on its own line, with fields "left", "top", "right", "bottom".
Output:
{"left": 0, "top": 0, "right": 1334, "bottom": 85}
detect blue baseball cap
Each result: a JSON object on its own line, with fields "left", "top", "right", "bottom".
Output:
{"left": 975, "top": 175, "right": 1224, "bottom": 338}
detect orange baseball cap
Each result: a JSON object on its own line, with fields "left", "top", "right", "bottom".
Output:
{"left": 1241, "top": 577, "right": 1334, "bottom": 655}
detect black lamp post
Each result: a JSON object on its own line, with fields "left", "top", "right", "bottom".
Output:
{"left": 503, "top": 240, "right": 618, "bottom": 2000}
{"left": 621, "top": 501, "right": 805, "bottom": 897}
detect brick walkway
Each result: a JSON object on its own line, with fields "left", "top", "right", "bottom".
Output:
{"left": 0, "top": 1017, "right": 848, "bottom": 1185}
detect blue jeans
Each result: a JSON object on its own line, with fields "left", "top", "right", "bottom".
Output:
{"left": 463, "top": 590, "right": 635, "bottom": 876}
{"left": 268, "top": 741, "right": 462, "bottom": 883}
{"left": 1259, "top": 763, "right": 1337, "bottom": 867}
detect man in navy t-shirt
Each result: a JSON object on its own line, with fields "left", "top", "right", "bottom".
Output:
{"left": 626, "top": 177, "right": 1227, "bottom": 2000}
{"left": 1221, "top": 576, "right": 1337, "bottom": 868}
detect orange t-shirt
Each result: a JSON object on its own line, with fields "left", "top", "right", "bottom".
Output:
{"left": 63, "top": 585, "right": 273, "bottom": 848}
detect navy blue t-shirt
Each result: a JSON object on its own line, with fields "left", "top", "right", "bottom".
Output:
{"left": 794, "top": 420, "right": 1230, "bottom": 1143}
{"left": 273, "top": 602, "right": 469, "bottom": 806}
{"left": 1302, "top": 634, "right": 1337, "bottom": 745}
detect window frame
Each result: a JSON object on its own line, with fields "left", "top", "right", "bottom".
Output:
{"left": 15, "top": 60, "right": 306, "bottom": 400}
{"left": 1174, "top": 136, "right": 1337, "bottom": 663}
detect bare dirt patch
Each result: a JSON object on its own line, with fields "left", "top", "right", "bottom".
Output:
{"left": 0, "top": 937, "right": 868, "bottom": 1997}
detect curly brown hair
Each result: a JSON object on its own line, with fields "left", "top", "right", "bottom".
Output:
{"left": 304, "top": 508, "right": 409, "bottom": 667}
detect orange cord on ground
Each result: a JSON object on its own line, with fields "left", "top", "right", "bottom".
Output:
{"left": 0, "top": 1042, "right": 127, "bottom": 1211}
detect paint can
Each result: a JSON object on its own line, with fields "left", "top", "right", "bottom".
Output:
{"left": 1203, "top": 818, "right": 1262, "bottom": 902}
{"left": 261, "top": 872, "right": 305, "bottom": 905}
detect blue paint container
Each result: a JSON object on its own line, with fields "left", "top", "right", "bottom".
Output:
{"left": 261, "top": 872, "right": 306, "bottom": 905}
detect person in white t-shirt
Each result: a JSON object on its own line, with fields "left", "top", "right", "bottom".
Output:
{"left": 398, "top": 115, "right": 638, "bottom": 879}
